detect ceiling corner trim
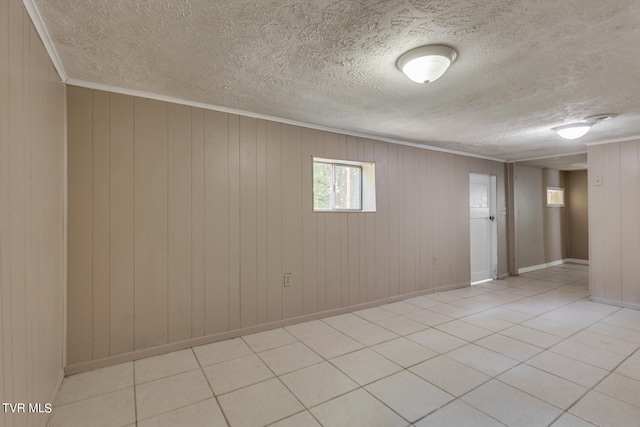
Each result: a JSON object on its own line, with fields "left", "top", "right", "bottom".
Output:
{"left": 66, "top": 78, "right": 507, "bottom": 163}
{"left": 511, "top": 150, "right": 587, "bottom": 163}
{"left": 22, "top": 0, "right": 68, "bottom": 82}
{"left": 583, "top": 135, "right": 640, "bottom": 147}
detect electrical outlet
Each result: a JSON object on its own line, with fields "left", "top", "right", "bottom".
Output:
{"left": 283, "top": 273, "right": 292, "bottom": 287}
{"left": 432, "top": 256, "right": 438, "bottom": 265}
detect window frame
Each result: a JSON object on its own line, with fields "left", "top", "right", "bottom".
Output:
{"left": 312, "top": 159, "right": 363, "bottom": 212}
{"left": 546, "top": 186, "right": 565, "bottom": 207}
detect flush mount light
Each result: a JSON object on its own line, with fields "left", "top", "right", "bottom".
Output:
{"left": 552, "top": 123, "right": 593, "bottom": 140}
{"left": 552, "top": 114, "right": 617, "bottom": 140}
{"left": 397, "top": 45, "right": 457, "bottom": 84}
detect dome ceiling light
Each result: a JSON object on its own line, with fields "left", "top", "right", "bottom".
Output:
{"left": 396, "top": 45, "right": 457, "bottom": 84}
{"left": 552, "top": 114, "right": 617, "bottom": 140}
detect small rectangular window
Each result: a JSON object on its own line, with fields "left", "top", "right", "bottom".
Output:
{"left": 313, "top": 157, "right": 375, "bottom": 212}
{"left": 313, "top": 160, "right": 362, "bottom": 211}
{"left": 547, "top": 187, "right": 565, "bottom": 207}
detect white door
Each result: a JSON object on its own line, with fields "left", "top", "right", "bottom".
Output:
{"left": 470, "top": 173, "right": 497, "bottom": 283}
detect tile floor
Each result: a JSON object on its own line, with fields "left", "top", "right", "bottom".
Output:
{"left": 48, "top": 264, "right": 640, "bottom": 426}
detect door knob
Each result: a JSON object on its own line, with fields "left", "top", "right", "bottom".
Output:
{"left": 489, "top": 215, "right": 495, "bottom": 221}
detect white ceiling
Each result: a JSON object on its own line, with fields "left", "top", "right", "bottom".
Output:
{"left": 34, "top": 0, "right": 640, "bottom": 161}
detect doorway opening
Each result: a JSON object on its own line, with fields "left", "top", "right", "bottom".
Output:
{"left": 470, "top": 173, "right": 498, "bottom": 284}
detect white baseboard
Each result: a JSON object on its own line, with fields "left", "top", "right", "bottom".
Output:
{"left": 518, "top": 258, "right": 589, "bottom": 274}
{"left": 40, "top": 368, "right": 64, "bottom": 427}
{"left": 590, "top": 297, "right": 640, "bottom": 311}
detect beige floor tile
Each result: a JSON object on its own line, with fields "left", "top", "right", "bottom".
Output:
{"left": 381, "top": 300, "right": 421, "bottom": 314}
{"left": 404, "top": 295, "right": 442, "bottom": 309}
{"left": 498, "top": 364, "right": 587, "bottom": 409}
{"left": 269, "top": 410, "right": 321, "bottom": 427}
{"left": 428, "top": 292, "right": 463, "bottom": 303}
{"left": 55, "top": 362, "right": 133, "bottom": 406}
{"left": 615, "top": 351, "right": 640, "bottom": 380}
{"left": 428, "top": 303, "right": 475, "bottom": 318}
{"left": 341, "top": 323, "right": 399, "bottom": 346}
{"left": 435, "top": 320, "right": 493, "bottom": 341}
{"left": 48, "top": 388, "right": 135, "bottom": 427}
{"left": 500, "top": 325, "right": 563, "bottom": 348}
{"left": 483, "top": 307, "right": 534, "bottom": 323}
{"left": 462, "top": 380, "right": 562, "bottom": 427}
{"left": 137, "top": 398, "right": 227, "bottom": 427}
{"left": 218, "top": 378, "right": 303, "bottom": 427}
{"left": 331, "top": 348, "right": 402, "bottom": 385}
{"left": 134, "top": 349, "right": 200, "bottom": 384}
{"left": 374, "top": 315, "right": 427, "bottom": 335}
{"left": 587, "top": 322, "right": 640, "bottom": 344}
{"left": 595, "top": 373, "right": 640, "bottom": 407}
{"left": 461, "top": 313, "right": 514, "bottom": 332}
{"left": 310, "top": 389, "right": 406, "bottom": 427}
{"left": 550, "top": 340, "right": 625, "bottom": 370}
{"left": 551, "top": 413, "right": 597, "bottom": 426}
{"left": 322, "top": 313, "right": 370, "bottom": 331}
{"left": 526, "top": 351, "right": 608, "bottom": 388}
{"left": 570, "top": 329, "right": 640, "bottom": 356}
{"left": 353, "top": 306, "right": 397, "bottom": 322}
{"left": 371, "top": 337, "right": 437, "bottom": 368}
{"left": 285, "top": 319, "right": 336, "bottom": 341}
{"left": 406, "top": 328, "right": 467, "bottom": 353}
{"left": 303, "top": 331, "right": 363, "bottom": 359}
{"left": 449, "top": 298, "right": 494, "bottom": 313}
{"left": 520, "top": 317, "right": 581, "bottom": 338}
{"left": 193, "top": 337, "right": 253, "bottom": 367}
{"left": 280, "top": 361, "right": 358, "bottom": 407}
{"left": 570, "top": 391, "right": 640, "bottom": 427}
{"left": 415, "top": 400, "right": 504, "bottom": 427}
{"left": 405, "top": 309, "right": 453, "bottom": 326}
{"left": 366, "top": 371, "right": 453, "bottom": 423}
{"left": 242, "top": 328, "right": 298, "bottom": 352}
{"left": 410, "top": 355, "right": 490, "bottom": 397}
{"left": 602, "top": 308, "right": 640, "bottom": 330}
{"left": 475, "top": 333, "right": 543, "bottom": 361}
{"left": 447, "top": 344, "right": 519, "bottom": 376}
{"left": 203, "top": 354, "right": 273, "bottom": 395}
{"left": 135, "top": 370, "right": 212, "bottom": 420}
{"left": 258, "top": 342, "right": 322, "bottom": 375}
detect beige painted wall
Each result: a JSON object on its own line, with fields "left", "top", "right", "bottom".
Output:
{"left": 515, "top": 165, "right": 567, "bottom": 269}
{"left": 566, "top": 170, "right": 589, "bottom": 260}
{"left": 0, "top": 1, "right": 66, "bottom": 426}
{"left": 588, "top": 140, "right": 640, "bottom": 307}
{"left": 66, "top": 86, "right": 508, "bottom": 367}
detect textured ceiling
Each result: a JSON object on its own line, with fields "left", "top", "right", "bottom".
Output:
{"left": 517, "top": 153, "right": 587, "bottom": 171}
{"left": 35, "top": 0, "right": 640, "bottom": 161}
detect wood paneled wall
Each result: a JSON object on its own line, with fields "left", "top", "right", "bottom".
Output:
{"left": 589, "top": 141, "right": 640, "bottom": 307}
{"left": 515, "top": 165, "right": 567, "bottom": 269}
{"left": 0, "top": 1, "right": 66, "bottom": 426}
{"left": 66, "top": 86, "right": 508, "bottom": 367}
{"left": 566, "top": 170, "right": 589, "bottom": 261}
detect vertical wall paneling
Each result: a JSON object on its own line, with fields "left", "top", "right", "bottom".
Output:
{"left": 92, "top": 90, "right": 110, "bottom": 359}
{"left": 323, "top": 133, "right": 342, "bottom": 309}
{"left": 168, "top": 103, "right": 192, "bottom": 342}
{"left": 266, "top": 121, "right": 283, "bottom": 322}
{"left": 620, "top": 142, "right": 640, "bottom": 304}
{"left": 1, "top": 1, "right": 65, "bottom": 424}
{"left": 374, "top": 141, "right": 390, "bottom": 299}
{"left": 191, "top": 108, "right": 205, "bottom": 337}
{"left": 204, "top": 111, "right": 229, "bottom": 334}
{"left": 109, "top": 93, "right": 135, "bottom": 355}
{"left": 603, "top": 144, "right": 622, "bottom": 301}
{"left": 67, "top": 86, "right": 93, "bottom": 364}
{"left": 228, "top": 115, "right": 241, "bottom": 330}
{"left": 315, "top": 132, "right": 327, "bottom": 312}
{"left": 239, "top": 116, "right": 258, "bottom": 328}
{"left": 281, "top": 125, "right": 303, "bottom": 318}
{"left": 66, "top": 89, "right": 511, "bottom": 366}
{"left": 256, "top": 119, "right": 268, "bottom": 323}
{"left": 301, "top": 128, "right": 318, "bottom": 315}
{"left": 346, "top": 136, "right": 361, "bottom": 305}
{"left": 134, "top": 98, "right": 168, "bottom": 350}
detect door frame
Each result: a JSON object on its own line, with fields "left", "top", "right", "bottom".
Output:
{"left": 469, "top": 172, "right": 498, "bottom": 284}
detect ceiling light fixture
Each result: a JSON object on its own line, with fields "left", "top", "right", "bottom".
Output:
{"left": 552, "top": 114, "right": 617, "bottom": 140}
{"left": 397, "top": 45, "right": 457, "bottom": 84}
